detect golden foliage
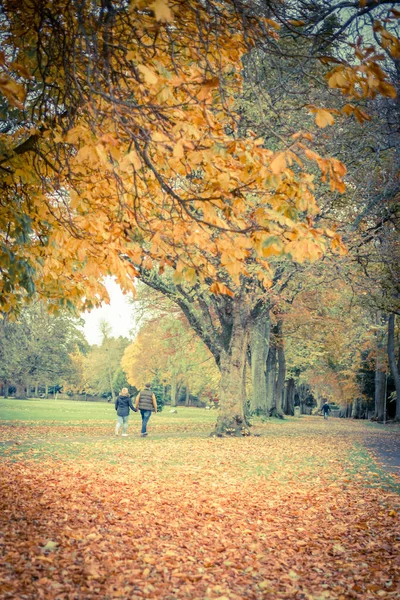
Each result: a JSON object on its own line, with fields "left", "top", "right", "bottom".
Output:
{"left": 0, "top": 0, "right": 397, "bottom": 311}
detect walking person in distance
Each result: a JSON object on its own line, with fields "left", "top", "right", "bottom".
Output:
{"left": 115, "top": 387, "right": 137, "bottom": 437}
{"left": 322, "top": 401, "right": 330, "bottom": 420}
{"left": 135, "top": 383, "right": 157, "bottom": 437}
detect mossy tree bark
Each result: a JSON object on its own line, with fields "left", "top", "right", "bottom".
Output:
{"left": 273, "top": 320, "right": 285, "bottom": 418}
{"left": 249, "top": 311, "right": 270, "bottom": 414}
{"left": 283, "top": 378, "right": 295, "bottom": 415}
{"left": 265, "top": 344, "right": 276, "bottom": 414}
{"left": 374, "top": 314, "right": 387, "bottom": 421}
{"left": 215, "top": 297, "right": 252, "bottom": 435}
{"left": 388, "top": 314, "right": 400, "bottom": 419}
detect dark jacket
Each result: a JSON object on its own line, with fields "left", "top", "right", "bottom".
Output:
{"left": 322, "top": 403, "right": 330, "bottom": 414}
{"left": 115, "top": 394, "right": 136, "bottom": 417}
{"left": 138, "top": 388, "right": 155, "bottom": 411}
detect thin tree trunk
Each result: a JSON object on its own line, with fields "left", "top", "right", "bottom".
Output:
{"left": 185, "top": 379, "right": 190, "bottom": 406}
{"left": 170, "top": 372, "right": 177, "bottom": 407}
{"left": 215, "top": 299, "right": 251, "bottom": 435}
{"left": 374, "top": 315, "right": 386, "bottom": 421}
{"left": 4, "top": 380, "right": 9, "bottom": 398}
{"left": 353, "top": 398, "right": 361, "bottom": 419}
{"left": 107, "top": 362, "right": 115, "bottom": 402}
{"left": 45, "top": 382, "right": 49, "bottom": 399}
{"left": 249, "top": 311, "right": 270, "bottom": 414}
{"left": 387, "top": 313, "right": 400, "bottom": 419}
{"left": 283, "top": 378, "right": 295, "bottom": 415}
{"left": 374, "top": 363, "right": 386, "bottom": 421}
{"left": 273, "top": 321, "right": 285, "bottom": 418}
{"left": 265, "top": 345, "right": 277, "bottom": 413}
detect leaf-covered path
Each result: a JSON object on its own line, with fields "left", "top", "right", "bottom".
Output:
{"left": 0, "top": 416, "right": 399, "bottom": 600}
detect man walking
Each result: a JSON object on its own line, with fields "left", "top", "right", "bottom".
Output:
{"left": 322, "top": 401, "right": 330, "bottom": 420}
{"left": 135, "top": 383, "right": 157, "bottom": 437}
{"left": 115, "top": 387, "right": 137, "bottom": 437}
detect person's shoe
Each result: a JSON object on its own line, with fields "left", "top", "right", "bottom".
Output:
{"left": 115, "top": 432, "right": 119, "bottom": 436}
{"left": 122, "top": 433, "right": 128, "bottom": 437}
{"left": 141, "top": 432, "right": 148, "bottom": 437}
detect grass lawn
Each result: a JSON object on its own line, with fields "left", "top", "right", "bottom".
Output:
{"left": 0, "top": 399, "right": 399, "bottom": 599}
{"left": 0, "top": 398, "right": 218, "bottom": 423}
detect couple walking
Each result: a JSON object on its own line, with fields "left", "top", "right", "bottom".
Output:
{"left": 115, "top": 383, "right": 157, "bottom": 437}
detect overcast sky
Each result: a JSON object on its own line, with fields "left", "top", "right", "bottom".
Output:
{"left": 80, "top": 278, "right": 136, "bottom": 345}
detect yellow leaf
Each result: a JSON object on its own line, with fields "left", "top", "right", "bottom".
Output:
{"left": 265, "top": 19, "right": 280, "bottom": 30}
{"left": 184, "top": 267, "right": 197, "bottom": 284}
{"left": 137, "top": 64, "right": 158, "bottom": 85}
{"left": 151, "top": 0, "right": 174, "bottom": 22}
{"left": 119, "top": 150, "right": 142, "bottom": 171}
{"left": 270, "top": 152, "right": 287, "bottom": 174}
{"left": 42, "top": 540, "right": 58, "bottom": 553}
{"left": 210, "top": 282, "right": 234, "bottom": 297}
{"left": 10, "top": 61, "right": 32, "bottom": 79}
{"left": 327, "top": 68, "right": 348, "bottom": 89}
{"left": 377, "top": 81, "right": 397, "bottom": 98}
{"left": 261, "top": 236, "right": 284, "bottom": 258}
{"left": 315, "top": 108, "right": 335, "bottom": 128}
{"left": 173, "top": 140, "right": 184, "bottom": 160}
{"left": 197, "top": 77, "right": 219, "bottom": 101}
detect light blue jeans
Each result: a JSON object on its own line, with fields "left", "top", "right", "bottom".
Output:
{"left": 116, "top": 415, "right": 129, "bottom": 434}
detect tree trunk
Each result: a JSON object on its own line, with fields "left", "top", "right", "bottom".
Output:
{"left": 35, "top": 383, "right": 39, "bottom": 398}
{"left": 4, "top": 380, "right": 9, "bottom": 398}
{"left": 15, "top": 383, "right": 26, "bottom": 399}
{"left": 185, "top": 379, "right": 190, "bottom": 406}
{"left": 215, "top": 299, "right": 251, "bottom": 435}
{"left": 249, "top": 311, "right": 270, "bottom": 414}
{"left": 387, "top": 313, "right": 400, "bottom": 419}
{"left": 283, "top": 378, "right": 295, "bottom": 416}
{"left": 374, "top": 363, "right": 386, "bottom": 421}
{"left": 273, "top": 321, "right": 285, "bottom": 417}
{"left": 107, "top": 362, "right": 116, "bottom": 402}
{"left": 353, "top": 398, "right": 361, "bottom": 419}
{"left": 265, "top": 345, "right": 277, "bottom": 413}
{"left": 170, "top": 372, "right": 177, "bottom": 407}
{"left": 374, "top": 315, "right": 386, "bottom": 421}
{"left": 45, "top": 382, "right": 49, "bottom": 399}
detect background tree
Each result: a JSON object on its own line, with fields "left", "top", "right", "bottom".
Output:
{"left": 82, "top": 330, "right": 130, "bottom": 399}
{"left": 122, "top": 296, "right": 219, "bottom": 407}
{"left": 0, "top": 300, "right": 87, "bottom": 397}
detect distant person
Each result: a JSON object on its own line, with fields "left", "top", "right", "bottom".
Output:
{"left": 115, "top": 387, "right": 137, "bottom": 437}
{"left": 322, "top": 401, "right": 330, "bottom": 420}
{"left": 135, "top": 383, "right": 157, "bottom": 437}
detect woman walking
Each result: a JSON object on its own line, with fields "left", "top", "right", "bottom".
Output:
{"left": 115, "top": 387, "right": 137, "bottom": 437}
{"left": 135, "top": 383, "right": 157, "bottom": 436}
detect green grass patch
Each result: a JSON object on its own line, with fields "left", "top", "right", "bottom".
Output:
{"left": 0, "top": 398, "right": 217, "bottom": 423}
{"left": 346, "top": 443, "right": 400, "bottom": 494}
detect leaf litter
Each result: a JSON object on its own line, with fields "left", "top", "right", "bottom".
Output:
{"left": 0, "top": 417, "right": 399, "bottom": 599}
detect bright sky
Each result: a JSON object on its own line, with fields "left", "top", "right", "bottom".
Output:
{"left": 80, "top": 278, "right": 136, "bottom": 345}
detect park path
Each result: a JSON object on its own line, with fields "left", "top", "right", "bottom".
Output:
{"left": 362, "top": 424, "right": 400, "bottom": 478}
